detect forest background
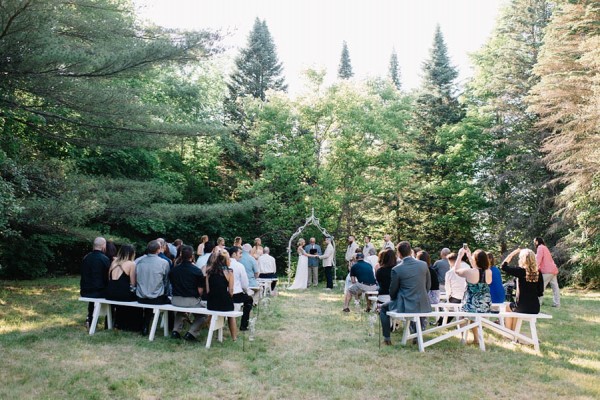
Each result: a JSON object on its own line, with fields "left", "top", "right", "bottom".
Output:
{"left": 0, "top": 0, "right": 598, "bottom": 287}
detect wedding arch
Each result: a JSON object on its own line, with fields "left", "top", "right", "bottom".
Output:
{"left": 287, "top": 209, "right": 337, "bottom": 286}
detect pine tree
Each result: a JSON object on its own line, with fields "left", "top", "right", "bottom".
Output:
{"left": 338, "top": 41, "right": 354, "bottom": 79}
{"left": 224, "top": 18, "right": 287, "bottom": 181}
{"left": 469, "top": 0, "right": 554, "bottom": 252}
{"left": 227, "top": 18, "right": 287, "bottom": 103}
{"left": 388, "top": 49, "right": 401, "bottom": 90}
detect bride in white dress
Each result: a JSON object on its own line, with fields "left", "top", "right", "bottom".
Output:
{"left": 288, "top": 238, "right": 309, "bottom": 290}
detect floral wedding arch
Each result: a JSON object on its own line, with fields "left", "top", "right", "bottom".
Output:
{"left": 287, "top": 208, "right": 336, "bottom": 286}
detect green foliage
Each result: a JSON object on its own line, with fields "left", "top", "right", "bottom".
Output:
{"left": 388, "top": 50, "right": 402, "bottom": 90}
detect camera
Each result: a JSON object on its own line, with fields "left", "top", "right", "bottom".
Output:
{"left": 463, "top": 243, "right": 468, "bottom": 249}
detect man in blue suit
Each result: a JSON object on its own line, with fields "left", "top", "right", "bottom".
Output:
{"left": 305, "top": 237, "right": 322, "bottom": 287}
{"left": 380, "top": 241, "right": 431, "bottom": 346}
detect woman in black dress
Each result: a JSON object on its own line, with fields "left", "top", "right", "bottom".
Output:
{"left": 376, "top": 249, "right": 396, "bottom": 305}
{"left": 205, "top": 249, "right": 237, "bottom": 341}
{"left": 106, "top": 244, "right": 142, "bottom": 332}
{"left": 501, "top": 248, "right": 544, "bottom": 330}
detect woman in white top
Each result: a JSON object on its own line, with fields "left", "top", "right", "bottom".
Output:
{"left": 196, "top": 235, "right": 208, "bottom": 256}
{"left": 288, "top": 238, "right": 309, "bottom": 290}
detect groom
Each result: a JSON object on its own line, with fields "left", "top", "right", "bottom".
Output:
{"left": 304, "top": 237, "right": 322, "bottom": 287}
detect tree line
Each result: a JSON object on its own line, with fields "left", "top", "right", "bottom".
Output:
{"left": 0, "top": 0, "right": 598, "bottom": 286}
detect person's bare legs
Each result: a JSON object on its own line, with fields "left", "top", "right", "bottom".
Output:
{"left": 228, "top": 317, "right": 238, "bottom": 341}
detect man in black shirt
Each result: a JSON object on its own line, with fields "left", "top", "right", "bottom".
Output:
{"left": 168, "top": 245, "right": 207, "bottom": 341}
{"left": 80, "top": 237, "right": 110, "bottom": 329}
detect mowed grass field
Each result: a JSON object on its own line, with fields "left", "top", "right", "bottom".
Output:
{"left": 0, "top": 277, "right": 599, "bottom": 399}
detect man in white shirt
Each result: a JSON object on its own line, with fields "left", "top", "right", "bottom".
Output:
{"left": 228, "top": 246, "right": 254, "bottom": 331}
{"left": 345, "top": 236, "right": 358, "bottom": 268}
{"left": 258, "top": 246, "right": 278, "bottom": 291}
{"left": 319, "top": 237, "right": 335, "bottom": 289}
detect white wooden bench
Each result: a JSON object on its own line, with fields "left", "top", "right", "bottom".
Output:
{"left": 79, "top": 297, "right": 243, "bottom": 348}
{"left": 387, "top": 309, "right": 552, "bottom": 352}
{"left": 256, "top": 278, "right": 278, "bottom": 297}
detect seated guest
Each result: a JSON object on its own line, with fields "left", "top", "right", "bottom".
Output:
{"left": 379, "top": 241, "right": 431, "bottom": 346}
{"left": 240, "top": 243, "right": 259, "bottom": 288}
{"left": 366, "top": 247, "right": 379, "bottom": 275}
{"left": 196, "top": 242, "right": 215, "bottom": 272}
{"left": 104, "top": 240, "right": 118, "bottom": 262}
{"left": 455, "top": 246, "right": 492, "bottom": 345}
{"left": 135, "top": 240, "right": 170, "bottom": 336}
{"left": 205, "top": 249, "right": 237, "bottom": 341}
{"left": 375, "top": 249, "right": 396, "bottom": 305}
{"left": 169, "top": 245, "right": 207, "bottom": 342}
{"left": 156, "top": 238, "right": 174, "bottom": 267}
{"left": 437, "top": 252, "right": 466, "bottom": 325}
{"left": 342, "top": 252, "right": 378, "bottom": 313}
{"left": 80, "top": 237, "right": 110, "bottom": 330}
{"left": 258, "top": 247, "right": 278, "bottom": 292}
{"left": 228, "top": 246, "right": 254, "bottom": 331}
{"left": 487, "top": 252, "right": 506, "bottom": 304}
{"left": 106, "top": 244, "right": 142, "bottom": 331}
{"left": 417, "top": 250, "right": 440, "bottom": 305}
{"left": 501, "top": 248, "right": 544, "bottom": 330}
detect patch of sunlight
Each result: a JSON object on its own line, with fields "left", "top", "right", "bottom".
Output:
{"left": 569, "top": 357, "right": 600, "bottom": 371}
{"left": 578, "top": 314, "right": 600, "bottom": 323}
{"left": 317, "top": 293, "right": 341, "bottom": 302}
{"left": 0, "top": 316, "right": 74, "bottom": 334}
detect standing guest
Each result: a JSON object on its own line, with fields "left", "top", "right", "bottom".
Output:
{"left": 375, "top": 249, "right": 396, "bottom": 304}
{"left": 233, "top": 237, "right": 243, "bottom": 247}
{"left": 486, "top": 252, "right": 506, "bottom": 304}
{"left": 135, "top": 240, "right": 170, "bottom": 336}
{"left": 205, "top": 249, "right": 237, "bottom": 341}
{"left": 250, "top": 238, "right": 264, "bottom": 260}
{"left": 342, "top": 252, "right": 378, "bottom": 312}
{"left": 104, "top": 240, "right": 118, "bottom": 262}
{"left": 380, "top": 241, "right": 431, "bottom": 346}
{"left": 432, "top": 248, "right": 451, "bottom": 293}
{"left": 106, "top": 244, "right": 142, "bottom": 332}
{"left": 437, "top": 252, "right": 466, "bottom": 325}
{"left": 383, "top": 234, "right": 395, "bottom": 250}
{"left": 319, "top": 237, "right": 335, "bottom": 290}
{"left": 228, "top": 246, "right": 254, "bottom": 331}
{"left": 258, "top": 246, "right": 278, "bottom": 292}
{"left": 418, "top": 250, "right": 440, "bottom": 305}
{"left": 534, "top": 237, "right": 560, "bottom": 307}
{"left": 169, "top": 245, "right": 207, "bottom": 342}
{"left": 363, "top": 236, "right": 375, "bottom": 257}
{"left": 80, "top": 237, "right": 110, "bottom": 330}
{"left": 345, "top": 235, "right": 358, "bottom": 268}
{"left": 455, "top": 246, "right": 492, "bottom": 345}
{"left": 196, "top": 242, "right": 215, "bottom": 272}
{"left": 215, "top": 237, "right": 226, "bottom": 252}
{"left": 501, "top": 248, "right": 545, "bottom": 330}
{"left": 197, "top": 235, "right": 209, "bottom": 256}
{"left": 305, "top": 237, "right": 322, "bottom": 287}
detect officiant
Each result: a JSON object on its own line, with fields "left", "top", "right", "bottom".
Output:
{"left": 305, "top": 237, "right": 322, "bottom": 287}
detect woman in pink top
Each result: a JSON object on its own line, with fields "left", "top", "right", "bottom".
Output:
{"left": 534, "top": 237, "right": 560, "bottom": 307}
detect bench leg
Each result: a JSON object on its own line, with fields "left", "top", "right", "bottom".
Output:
{"left": 89, "top": 302, "right": 102, "bottom": 335}
{"left": 206, "top": 315, "right": 224, "bottom": 349}
{"left": 106, "top": 305, "right": 113, "bottom": 330}
{"left": 401, "top": 319, "right": 410, "bottom": 345}
{"left": 514, "top": 319, "right": 523, "bottom": 341}
{"left": 163, "top": 310, "right": 169, "bottom": 337}
{"left": 530, "top": 320, "right": 540, "bottom": 352}
{"left": 476, "top": 318, "right": 485, "bottom": 351}
{"left": 415, "top": 317, "right": 425, "bottom": 352}
{"left": 148, "top": 309, "right": 160, "bottom": 341}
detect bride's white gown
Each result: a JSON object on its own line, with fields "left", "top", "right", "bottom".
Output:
{"left": 288, "top": 249, "right": 308, "bottom": 290}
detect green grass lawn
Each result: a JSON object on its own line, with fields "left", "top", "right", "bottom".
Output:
{"left": 1, "top": 277, "right": 599, "bottom": 399}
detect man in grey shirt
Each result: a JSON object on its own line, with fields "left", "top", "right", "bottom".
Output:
{"left": 432, "top": 248, "right": 451, "bottom": 293}
{"left": 136, "top": 240, "right": 170, "bottom": 335}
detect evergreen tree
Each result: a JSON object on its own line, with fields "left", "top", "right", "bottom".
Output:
{"left": 338, "top": 41, "right": 354, "bottom": 79}
{"left": 407, "top": 25, "right": 468, "bottom": 250}
{"left": 388, "top": 49, "right": 401, "bottom": 90}
{"left": 469, "top": 0, "right": 554, "bottom": 252}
